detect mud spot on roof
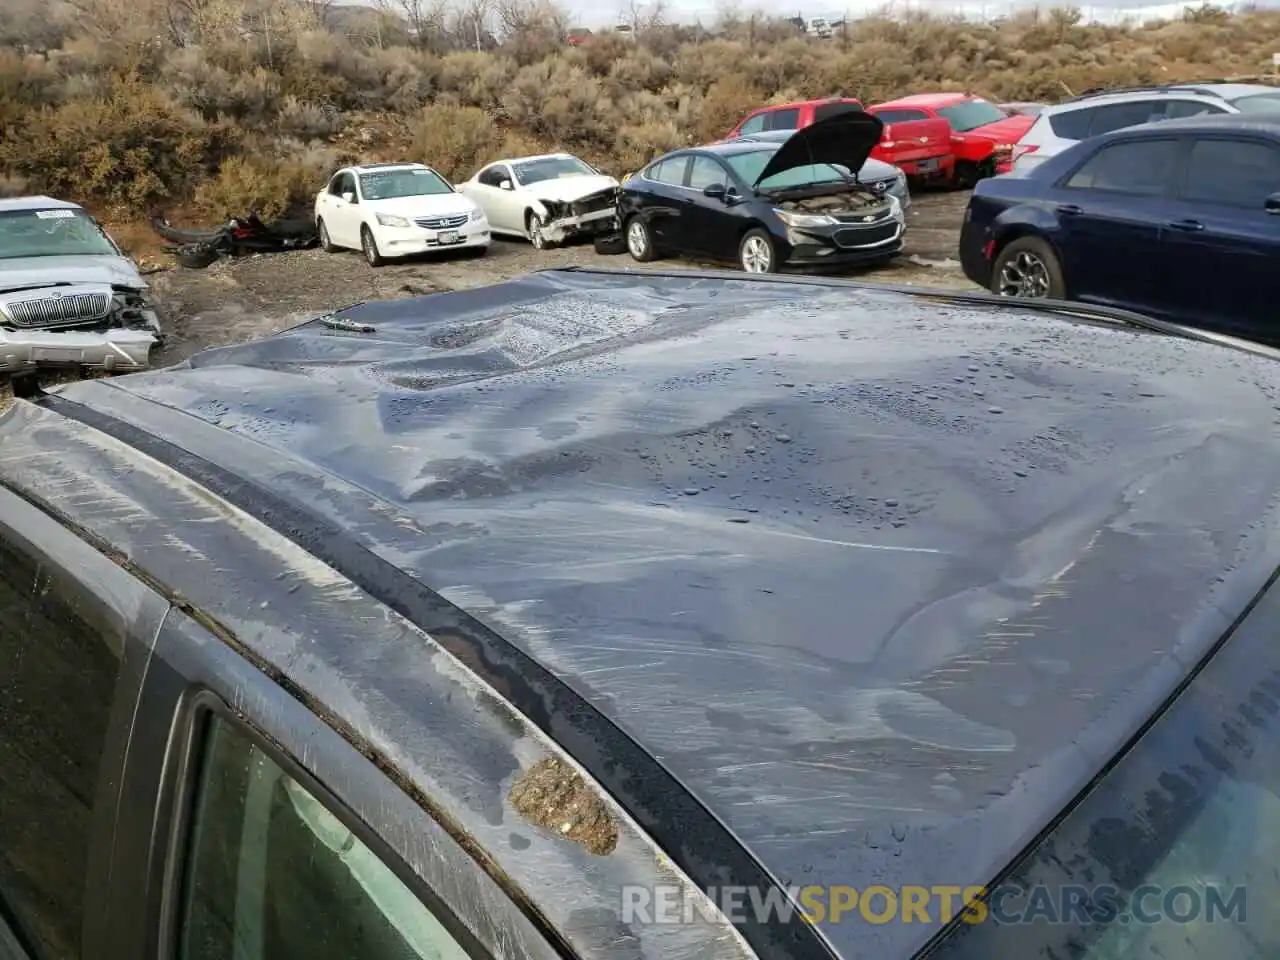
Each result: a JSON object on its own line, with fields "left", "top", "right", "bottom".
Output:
{"left": 508, "top": 757, "right": 618, "bottom": 856}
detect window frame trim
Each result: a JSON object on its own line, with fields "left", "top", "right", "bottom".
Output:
{"left": 158, "top": 689, "right": 499, "bottom": 960}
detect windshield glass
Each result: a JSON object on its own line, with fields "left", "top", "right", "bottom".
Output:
{"left": 1230, "top": 92, "right": 1280, "bottom": 114}
{"left": 0, "top": 208, "right": 118, "bottom": 260}
{"left": 725, "top": 150, "right": 852, "bottom": 190}
{"left": 937, "top": 98, "right": 1008, "bottom": 132}
{"left": 512, "top": 156, "right": 596, "bottom": 186}
{"left": 358, "top": 168, "right": 452, "bottom": 200}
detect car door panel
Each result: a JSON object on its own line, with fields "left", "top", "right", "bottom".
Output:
{"left": 493, "top": 165, "right": 522, "bottom": 232}
{"left": 329, "top": 173, "right": 362, "bottom": 248}
{"left": 1053, "top": 137, "right": 1182, "bottom": 315}
{"left": 635, "top": 156, "right": 690, "bottom": 250}
{"left": 1162, "top": 136, "right": 1280, "bottom": 339}
{"left": 682, "top": 155, "right": 745, "bottom": 261}
{"left": 0, "top": 483, "right": 168, "bottom": 960}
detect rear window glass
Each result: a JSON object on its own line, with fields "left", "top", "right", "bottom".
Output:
{"left": 1231, "top": 93, "right": 1280, "bottom": 114}
{"left": 766, "top": 108, "right": 801, "bottom": 131}
{"left": 874, "top": 109, "right": 929, "bottom": 123}
{"left": 1049, "top": 108, "right": 1095, "bottom": 141}
{"left": 813, "top": 102, "right": 863, "bottom": 122}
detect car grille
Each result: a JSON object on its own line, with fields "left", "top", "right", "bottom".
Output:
{"left": 834, "top": 222, "right": 901, "bottom": 248}
{"left": 414, "top": 214, "right": 468, "bottom": 230}
{"left": 833, "top": 208, "right": 893, "bottom": 224}
{"left": 2, "top": 292, "right": 111, "bottom": 329}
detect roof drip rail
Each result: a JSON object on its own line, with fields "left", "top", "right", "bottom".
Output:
{"left": 1063, "top": 83, "right": 1219, "bottom": 103}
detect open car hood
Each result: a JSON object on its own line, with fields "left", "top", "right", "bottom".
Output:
{"left": 752, "top": 111, "right": 885, "bottom": 189}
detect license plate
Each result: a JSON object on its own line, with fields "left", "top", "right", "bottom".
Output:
{"left": 437, "top": 230, "right": 460, "bottom": 244}
{"left": 916, "top": 158, "right": 939, "bottom": 172}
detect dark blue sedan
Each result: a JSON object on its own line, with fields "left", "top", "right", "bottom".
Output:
{"left": 959, "top": 114, "right": 1280, "bottom": 344}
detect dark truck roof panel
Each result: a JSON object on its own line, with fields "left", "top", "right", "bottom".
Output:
{"left": 45, "top": 268, "right": 1280, "bottom": 957}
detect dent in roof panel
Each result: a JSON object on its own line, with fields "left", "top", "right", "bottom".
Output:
{"left": 62, "top": 269, "right": 1280, "bottom": 958}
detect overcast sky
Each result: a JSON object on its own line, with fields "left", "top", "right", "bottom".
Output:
{"left": 339, "top": 0, "right": 1268, "bottom": 30}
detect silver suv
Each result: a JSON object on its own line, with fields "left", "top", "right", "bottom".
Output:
{"left": 1010, "top": 83, "right": 1280, "bottom": 175}
{"left": 0, "top": 196, "right": 161, "bottom": 372}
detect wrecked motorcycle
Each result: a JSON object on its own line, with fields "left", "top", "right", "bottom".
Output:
{"left": 150, "top": 207, "right": 318, "bottom": 269}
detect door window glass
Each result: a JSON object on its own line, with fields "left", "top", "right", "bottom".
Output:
{"left": 1161, "top": 99, "right": 1227, "bottom": 120}
{"left": 1064, "top": 139, "right": 1179, "bottom": 195}
{"left": 1181, "top": 138, "right": 1280, "bottom": 207}
{"left": 766, "top": 108, "right": 801, "bottom": 130}
{"left": 477, "top": 167, "right": 503, "bottom": 187}
{"left": 688, "top": 156, "right": 728, "bottom": 190}
{"left": 737, "top": 113, "right": 767, "bottom": 135}
{"left": 928, "top": 584, "right": 1280, "bottom": 959}
{"left": 328, "top": 174, "right": 349, "bottom": 196}
{"left": 0, "top": 532, "right": 123, "bottom": 958}
{"left": 176, "top": 716, "right": 475, "bottom": 960}
{"left": 646, "top": 156, "right": 688, "bottom": 185}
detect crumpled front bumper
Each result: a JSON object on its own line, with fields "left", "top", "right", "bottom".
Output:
{"left": 0, "top": 327, "right": 158, "bottom": 373}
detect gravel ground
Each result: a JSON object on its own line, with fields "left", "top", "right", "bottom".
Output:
{"left": 1, "top": 189, "right": 976, "bottom": 403}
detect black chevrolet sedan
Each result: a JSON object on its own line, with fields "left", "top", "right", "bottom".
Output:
{"left": 619, "top": 111, "right": 905, "bottom": 273}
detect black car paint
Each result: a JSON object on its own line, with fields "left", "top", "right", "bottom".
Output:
{"left": 959, "top": 114, "right": 1280, "bottom": 344}
{"left": 5, "top": 268, "right": 1280, "bottom": 958}
{"left": 620, "top": 113, "right": 902, "bottom": 269}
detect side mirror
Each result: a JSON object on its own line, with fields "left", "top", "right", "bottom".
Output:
{"left": 1266, "top": 192, "right": 1280, "bottom": 214}
{"left": 499, "top": 180, "right": 513, "bottom": 190}
{"left": 341, "top": 191, "right": 355, "bottom": 203}
{"left": 703, "top": 182, "right": 727, "bottom": 199}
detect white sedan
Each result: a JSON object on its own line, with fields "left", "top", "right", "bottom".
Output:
{"left": 314, "top": 162, "right": 490, "bottom": 267}
{"left": 456, "top": 154, "right": 620, "bottom": 250}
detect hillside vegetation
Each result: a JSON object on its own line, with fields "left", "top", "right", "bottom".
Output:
{"left": 1, "top": 0, "right": 1278, "bottom": 221}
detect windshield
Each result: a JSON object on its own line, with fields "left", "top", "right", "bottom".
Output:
{"left": 725, "top": 150, "right": 852, "bottom": 191}
{"left": 358, "top": 168, "right": 452, "bottom": 200}
{"left": 0, "top": 208, "right": 119, "bottom": 260}
{"left": 1230, "top": 92, "right": 1280, "bottom": 114}
{"left": 937, "top": 98, "right": 1009, "bottom": 132}
{"left": 512, "top": 156, "right": 596, "bottom": 186}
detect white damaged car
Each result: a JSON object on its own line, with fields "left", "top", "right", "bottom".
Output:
{"left": 457, "top": 154, "right": 620, "bottom": 250}
{"left": 0, "top": 197, "right": 161, "bottom": 374}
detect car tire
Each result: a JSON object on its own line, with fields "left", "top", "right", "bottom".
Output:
{"left": 991, "top": 236, "right": 1066, "bottom": 299}
{"left": 593, "top": 232, "right": 627, "bottom": 256}
{"left": 361, "top": 225, "right": 385, "bottom": 268}
{"left": 738, "top": 228, "right": 779, "bottom": 274}
{"left": 624, "top": 216, "right": 659, "bottom": 262}
{"left": 526, "top": 211, "right": 557, "bottom": 250}
{"left": 318, "top": 218, "right": 338, "bottom": 253}
{"left": 175, "top": 243, "right": 220, "bottom": 269}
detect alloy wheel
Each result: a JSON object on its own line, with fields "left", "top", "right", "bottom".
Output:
{"left": 627, "top": 220, "right": 647, "bottom": 258}
{"left": 997, "top": 251, "right": 1050, "bottom": 298}
{"left": 741, "top": 235, "right": 771, "bottom": 273}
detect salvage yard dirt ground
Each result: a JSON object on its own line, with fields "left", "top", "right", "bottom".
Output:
{"left": 0, "top": 190, "right": 974, "bottom": 408}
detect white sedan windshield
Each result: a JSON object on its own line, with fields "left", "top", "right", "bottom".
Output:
{"left": 512, "top": 156, "right": 595, "bottom": 186}
{"left": 0, "top": 208, "right": 118, "bottom": 260}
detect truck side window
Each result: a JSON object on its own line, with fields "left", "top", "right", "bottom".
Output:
{"left": 176, "top": 715, "right": 480, "bottom": 960}
{"left": 0, "top": 532, "right": 123, "bottom": 958}
{"left": 737, "top": 113, "right": 768, "bottom": 135}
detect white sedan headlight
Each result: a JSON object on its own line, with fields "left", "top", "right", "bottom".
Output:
{"left": 774, "top": 209, "right": 834, "bottom": 228}
{"left": 376, "top": 213, "right": 411, "bottom": 228}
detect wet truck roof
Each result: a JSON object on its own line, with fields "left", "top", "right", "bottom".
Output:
{"left": 26, "top": 267, "right": 1280, "bottom": 958}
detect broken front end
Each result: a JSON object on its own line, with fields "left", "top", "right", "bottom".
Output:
{"left": 0, "top": 282, "right": 161, "bottom": 373}
{"left": 538, "top": 188, "right": 620, "bottom": 243}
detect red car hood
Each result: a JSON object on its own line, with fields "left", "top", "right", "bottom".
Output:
{"left": 959, "top": 114, "right": 1034, "bottom": 142}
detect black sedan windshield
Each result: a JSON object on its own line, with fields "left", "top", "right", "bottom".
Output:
{"left": 724, "top": 150, "right": 852, "bottom": 191}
